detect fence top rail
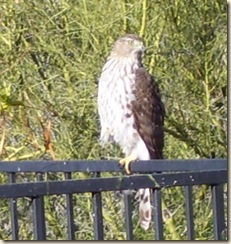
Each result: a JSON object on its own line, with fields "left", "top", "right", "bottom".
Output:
{"left": 0, "top": 170, "right": 227, "bottom": 198}
{"left": 0, "top": 158, "right": 227, "bottom": 173}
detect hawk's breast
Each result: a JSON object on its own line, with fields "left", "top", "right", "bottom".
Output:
{"left": 97, "top": 57, "right": 140, "bottom": 155}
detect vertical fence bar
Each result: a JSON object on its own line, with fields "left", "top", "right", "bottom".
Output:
{"left": 64, "top": 172, "right": 75, "bottom": 240}
{"left": 123, "top": 191, "right": 133, "bottom": 240}
{"left": 32, "top": 173, "right": 46, "bottom": 240}
{"left": 153, "top": 189, "right": 163, "bottom": 240}
{"left": 184, "top": 186, "right": 194, "bottom": 240}
{"left": 211, "top": 184, "right": 226, "bottom": 240}
{"left": 92, "top": 172, "right": 104, "bottom": 240}
{"left": 8, "top": 173, "right": 19, "bottom": 240}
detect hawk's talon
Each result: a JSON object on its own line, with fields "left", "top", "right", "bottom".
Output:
{"left": 119, "top": 154, "right": 137, "bottom": 174}
{"left": 118, "top": 162, "right": 124, "bottom": 169}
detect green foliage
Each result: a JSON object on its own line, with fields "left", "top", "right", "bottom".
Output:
{"left": 0, "top": 0, "right": 227, "bottom": 240}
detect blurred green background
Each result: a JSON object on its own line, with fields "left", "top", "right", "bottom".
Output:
{"left": 0, "top": 0, "right": 227, "bottom": 240}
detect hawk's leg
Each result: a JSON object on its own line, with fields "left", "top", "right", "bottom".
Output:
{"left": 119, "top": 154, "right": 137, "bottom": 174}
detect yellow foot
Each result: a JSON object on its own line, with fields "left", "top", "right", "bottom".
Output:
{"left": 119, "top": 154, "right": 137, "bottom": 174}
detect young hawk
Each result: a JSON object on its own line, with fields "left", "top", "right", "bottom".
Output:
{"left": 97, "top": 34, "right": 165, "bottom": 230}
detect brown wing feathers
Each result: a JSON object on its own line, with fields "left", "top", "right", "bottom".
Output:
{"left": 132, "top": 67, "right": 165, "bottom": 159}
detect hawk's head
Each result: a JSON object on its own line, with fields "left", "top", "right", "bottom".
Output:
{"left": 111, "top": 34, "right": 145, "bottom": 58}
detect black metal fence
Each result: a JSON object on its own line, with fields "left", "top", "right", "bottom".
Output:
{"left": 0, "top": 159, "right": 227, "bottom": 240}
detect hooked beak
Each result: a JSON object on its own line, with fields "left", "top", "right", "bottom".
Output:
{"left": 141, "top": 45, "right": 146, "bottom": 52}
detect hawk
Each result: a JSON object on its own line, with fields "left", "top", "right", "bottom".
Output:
{"left": 97, "top": 34, "right": 165, "bottom": 230}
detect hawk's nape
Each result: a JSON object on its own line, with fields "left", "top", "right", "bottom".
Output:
{"left": 97, "top": 34, "right": 165, "bottom": 231}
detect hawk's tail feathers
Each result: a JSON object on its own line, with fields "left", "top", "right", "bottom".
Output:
{"left": 138, "top": 188, "right": 151, "bottom": 230}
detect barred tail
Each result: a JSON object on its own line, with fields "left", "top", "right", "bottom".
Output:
{"left": 138, "top": 188, "right": 151, "bottom": 230}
